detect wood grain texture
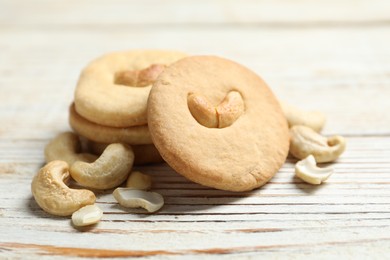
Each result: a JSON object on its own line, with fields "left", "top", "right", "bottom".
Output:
{"left": 0, "top": 0, "right": 390, "bottom": 258}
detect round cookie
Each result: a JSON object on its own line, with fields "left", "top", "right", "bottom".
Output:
{"left": 74, "top": 50, "right": 187, "bottom": 128}
{"left": 69, "top": 103, "right": 152, "bottom": 145}
{"left": 147, "top": 56, "right": 289, "bottom": 192}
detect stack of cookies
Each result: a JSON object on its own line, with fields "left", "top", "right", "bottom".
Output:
{"left": 69, "top": 50, "right": 187, "bottom": 165}
{"left": 69, "top": 50, "right": 290, "bottom": 191}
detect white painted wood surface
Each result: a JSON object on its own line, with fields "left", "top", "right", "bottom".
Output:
{"left": 1, "top": 0, "right": 390, "bottom": 258}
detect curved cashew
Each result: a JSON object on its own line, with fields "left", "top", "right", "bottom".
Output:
{"left": 290, "top": 125, "right": 346, "bottom": 163}
{"left": 187, "top": 93, "right": 218, "bottom": 128}
{"left": 115, "top": 64, "right": 166, "bottom": 87}
{"left": 295, "top": 155, "right": 334, "bottom": 184}
{"left": 31, "top": 160, "right": 96, "bottom": 216}
{"left": 72, "top": 204, "right": 103, "bottom": 227}
{"left": 187, "top": 91, "right": 244, "bottom": 128}
{"left": 281, "top": 102, "right": 326, "bottom": 132}
{"left": 216, "top": 91, "right": 245, "bottom": 128}
{"left": 126, "top": 171, "right": 152, "bottom": 190}
{"left": 45, "top": 132, "right": 98, "bottom": 165}
{"left": 70, "top": 143, "right": 134, "bottom": 189}
{"left": 87, "top": 140, "right": 164, "bottom": 165}
{"left": 113, "top": 188, "right": 164, "bottom": 213}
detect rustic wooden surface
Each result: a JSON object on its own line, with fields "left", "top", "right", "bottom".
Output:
{"left": 1, "top": 0, "right": 390, "bottom": 258}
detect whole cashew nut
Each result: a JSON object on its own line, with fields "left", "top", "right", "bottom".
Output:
{"left": 290, "top": 125, "right": 346, "bottom": 163}
{"left": 281, "top": 102, "right": 326, "bottom": 132}
{"left": 70, "top": 143, "right": 134, "bottom": 189}
{"left": 115, "top": 64, "right": 166, "bottom": 87}
{"left": 295, "top": 155, "right": 334, "bottom": 185}
{"left": 31, "top": 160, "right": 96, "bottom": 216}
{"left": 45, "top": 132, "right": 98, "bottom": 165}
{"left": 87, "top": 140, "right": 164, "bottom": 166}
{"left": 187, "top": 91, "right": 244, "bottom": 128}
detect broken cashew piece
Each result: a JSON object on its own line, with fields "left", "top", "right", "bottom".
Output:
{"left": 126, "top": 171, "right": 152, "bottom": 190}
{"left": 113, "top": 188, "right": 164, "bottom": 213}
{"left": 187, "top": 91, "right": 244, "bottom": 128}
{"left": 290, "top": 125, "right": 346, "bottom": 163}
{"left": 70, "top": 143, "right": 134, "bottom": 190}
{"left": 31, "top": 160, "right": 96, "bottom": 216}
{"left": 295, "top": 155, "right": 334, "bottom": 185}
{"left": 72, "top": 204, "right": 103, "bottom": 227}
{"left": 281, "top": 102, "right": 326, "bottom": 132}
{"left": 45, "top": 132, "right": 98, "bottom": 165}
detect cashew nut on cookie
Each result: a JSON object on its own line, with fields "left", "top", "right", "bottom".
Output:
{"left": 115, "top": 64, "right": 166, "bottom": 87}
{"left": 187, "top": 91, "right": 245, "bottom": 128}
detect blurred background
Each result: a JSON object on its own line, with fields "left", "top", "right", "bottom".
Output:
{"left": 1, "top": 0, "right": 390, "bottom": 137}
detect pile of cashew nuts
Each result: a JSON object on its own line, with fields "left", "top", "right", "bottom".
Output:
{"left": 31, "top": 132, "right": 163, "bottom": 227}
{"left": 281, "top": 102, "right": 346, "bottom": 185}
{"left": 31, "top": 102, "right": 345, "bottom": 227}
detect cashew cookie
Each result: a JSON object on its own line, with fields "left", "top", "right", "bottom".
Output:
{"left": 74, "top": 50, "right": 186, "bottom": 128}
{"left": 147, "top": 56, "right": 289, "bottom": 192}
{"left": 69, "top": 104, "right": 152, "bottom": 145}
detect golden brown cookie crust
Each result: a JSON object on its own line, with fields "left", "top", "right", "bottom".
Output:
{"left": 69, "top": 103, "right": 152, "bottom": 145}
{"left": 147, "top": 56, "right": 289, "bottom": 192}
{"left": 74, "top": 50, "right": 187, "bottom": 128}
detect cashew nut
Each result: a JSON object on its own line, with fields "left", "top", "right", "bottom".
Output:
{"left": 72, "top": 204, "right": 103, "bottom": 227}
{"left": 187, "top": 93, "right": 218, "bottom": 128}
{"left": 115, "top": 64, "right": 166, "bottom": 87}
{"left": 87, "top": 140, "right": 164, "bottom": 165}
{"left": 70, "top": 143, "right": 134, "bottom": 190}
{"left": 31, "top": 160, "right": 96, "bottom": 216}
{"left": 126, "top": 171, "right": 152, "bottom": 190}
{"left": 187, "top": 91, "right": 244, "bottom": 128}
{"left": 290, "top": 125, "right": 346, "bottom": 163}
{"left": 281, "top": 102, "right": 326, "bottom": 132}
{"left": 295, "top": 155, "right": 334, "bottom": 184}
{"left": 45, "top": 132, "right": 98, "bottom": 165}
{"left": 216, "top": 91, "right": 245, "bottom": 128}
{"left": 113, "top": 188, "right": 164, "bottom": 213}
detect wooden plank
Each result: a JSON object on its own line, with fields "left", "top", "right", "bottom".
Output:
{"left": 1, "top": 223, "right": 390, "bottom": 257}
{"left": 0, "top": 136, "right": 389, "bottom": 225}
{"left": 0, "top": 135, "right": 389, "bottom": 258}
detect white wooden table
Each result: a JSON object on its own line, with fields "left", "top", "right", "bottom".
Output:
{"left": 1, "top": 0, "right": 390, "bottom": 258}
